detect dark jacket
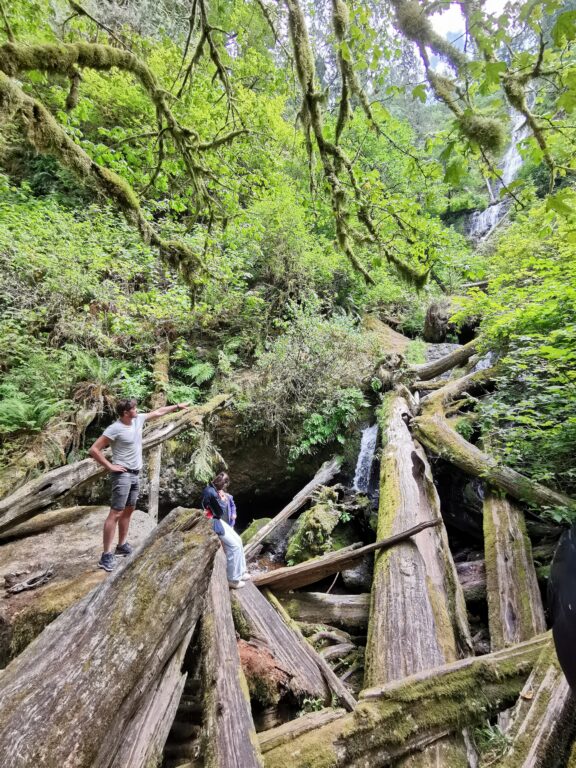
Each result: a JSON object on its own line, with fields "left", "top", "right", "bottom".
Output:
{"left": 202, "top": 484, "right": 229, "bottom": 523}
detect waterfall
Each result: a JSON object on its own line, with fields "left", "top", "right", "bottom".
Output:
{"left": 352, "top": 423, "right": 378, "bottom": 492}
{"left": 468, "top": 109, "right": 529, "bottom": 241}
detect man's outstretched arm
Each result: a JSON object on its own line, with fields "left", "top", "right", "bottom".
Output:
{"left": 144, "top": 403, "right": 189, "bottom": 421}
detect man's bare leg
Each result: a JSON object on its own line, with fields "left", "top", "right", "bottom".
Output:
{"left": 118, "top": 505, "right": 135, "bottom": 546}
{"left": 103, "top": 508, "right": 123, "bottom": 554}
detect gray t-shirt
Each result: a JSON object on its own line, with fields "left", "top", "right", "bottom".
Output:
{"left": 103, "top": 414, "right": 147, "bottom": 470}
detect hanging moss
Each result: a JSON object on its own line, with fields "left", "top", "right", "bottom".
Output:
{"left": 458, "top": 113, "right": 505, "bottom": 152}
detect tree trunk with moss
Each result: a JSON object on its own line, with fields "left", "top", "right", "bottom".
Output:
{"left": 148, "top": 340, "right": 170, "bottom": 523}
{"left": 483, "top": 490, "right": 545, "bottom": 651}
{"left": 199, "top": 549, "right": 263, "bottom": 768}
{"left": 410, "top": 339, "right": 476, "bottom": 381}
{"left": 364, "top": 391, "right": 473, "bottom": 767}
{"left": 487, "top": 642, "right": 576, "bottom": 768}
{"left": 0, "top": 508, "right": 219, "bottom": 767}
{"left": 277, "top": 591, "right": 370, "bottom": 629}
{"left": 261, "top": 634, "right": 548, "bottom": 768}
{"left": 244, "top": 457, "right": 341, "bottom": 561}
{"left": 0, "top": 394, "right": 228, "bottom": 534}
{"left": 412, "top": 371, "right": 575, "bottom": 511}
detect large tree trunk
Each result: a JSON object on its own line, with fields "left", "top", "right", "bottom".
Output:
{"left": 409, "top": 339, "right": 476, "bottom": 381}
{"left": 483, "top": 490, "right": 545, "bottom": 650}
{"left": 277, "top": 591, "right": 370, "bottom": 629}
{"left": 364, "top": 392, "right": 473, "bottom": 766}
{"left": 0, "top": 505, "right": 155, "bottom": 667}
{"left": 412, "top": 371, "right": 575, "bottom": 511}
{"left": 262, "top": 634, "right": 548, "bottom": 768}
{"left": 252, "top": 521, "right": 438, "bottom": 591}
{"left": 198, "top": 549, "right": 264, "bottom": 768}
{"left": 148, "top": 340, "right": 170, "bottom": 523}
{"left": 0, "top": 507, "right": 220, "bottom": 767}
{"left": 488, "top": 641, "right": 576, "bottom": 768}
{"left": 244, "top": 457, "right": 341, "bottom": 560}
{"left": 0, "top": 394, "right": 228, "bottom": 534}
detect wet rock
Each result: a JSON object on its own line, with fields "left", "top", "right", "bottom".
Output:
{"left": 341, "top": 556, "right": 373, "bottom": 591}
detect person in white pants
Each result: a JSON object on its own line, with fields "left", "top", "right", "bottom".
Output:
{"left": 202, "top": 472, "right": 249, "bottom": 588}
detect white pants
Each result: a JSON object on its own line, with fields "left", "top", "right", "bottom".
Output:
{"left": 218, "top": 520, "right": 246, "bottom": 582}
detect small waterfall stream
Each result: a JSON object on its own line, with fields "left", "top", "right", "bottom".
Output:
{"left": 352, "top": 423, "right": 378, "bottom": 492}
{"left": 468, "top": 109, "right": 529, "bottom": 241}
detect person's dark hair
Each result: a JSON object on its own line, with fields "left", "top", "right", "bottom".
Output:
{"left": 213, "top": 472, "right": 230, "bottom": 490}
{"left": 116, "top": 398, "right": 138, "bottom": 417}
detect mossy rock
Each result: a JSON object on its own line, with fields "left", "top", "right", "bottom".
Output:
{"left": 241, "top": 517, "right": 272, "bottom": 545}
{"left": 286, "top": 491, "right": 342, "bottom": 564}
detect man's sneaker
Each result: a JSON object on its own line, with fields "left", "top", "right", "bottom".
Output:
{"left": 228, "top": 579, "right": 245, "bottom": 589}
{"left": 115, "top": 542, "right": 133, "bottom": 556}
{"left": 98, "top": 552, "right": 116, "bottom": 572}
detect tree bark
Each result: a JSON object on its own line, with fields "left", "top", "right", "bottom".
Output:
{"left": 0, "top": 394, "right": 228, "bottom": 534}
{"left": 148, "top": 340, "right": 170, "bottom": 523}
{"left": 199, "top": 549, "right": 264, "bottom": 768}
{"left": 232, "top": 581, "right": 330, "bottom": 703}
{"left": 483, "top": 490, "right": 545, "bottom": 650}
{"left": 412, "top": 371, "right": 575, "bottom": 511}
{"left": 262, "top": 634, "right": 548, "bottom": 768}
{"left": 258, "top": 707, "right": 346, "bottom": 752}
{"left": 244, "top": 457, "right": 341, "bottom": 561}
{"left": 487, "top": 641, "right": 576, "bottom": 768}
{"left": 252, "top": 522, "right": 438, "bottom": 591}
{"left": 409, "top": 340, "right": 476, "bottom": 381}
{"left": 364, "top": 392, "right": 473, "bottom": 766}
{"left": 456, "top": 559, "right": 486, "bottom": 601}
{"left": 0, "top": 507, "right": 220, "bottom": 767}
{"left": 277, "top": 591, "right": 370, "bottom": 629}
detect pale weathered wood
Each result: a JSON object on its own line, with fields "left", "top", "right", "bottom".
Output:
{"left": 364, "top": 391, "right": 473, "bottom": 766}
{"left": 263, "top": 634, "right": 548, "bottom": 768}
{"left": 409, "top": 340, "right": 477, "bottom": 381}
{"left": 258, "top": 708, "right": 346, "bottom": 752}
{"left": 0, "top": 504, "right": 95, "bottom": 542}
{"left": 110, "top": 627, "right": 193, "bottom": 768}
{"left": 0, "top": 394, "right": 228, "bottom": 533}
{"left": 0, "top": 508, "right": 220, "bottom": 768}
{"left": 483, "top": 490, "right": 545, "bottom": 650}
{"left": 488, "top": 641, "right": 576, "bottom": 768}
{"left": 148, "top": 339, "right": 170, "bottom": 523}
{"left": 455, "top": 559, "right": 486, "bottom": 601}
{"left": 232, "top": 581, "right": 329, "bottom": 702}
{"left": 264, "top": 588, "right": 357, "bottom": 711}
{"left": 244, "top": 457, "right": 341, "bottom": 561}
{"left": 277, "top": 591, "right": 370, "bottom": 629}
{"left": 199, "top": 549, "right": 263, "bottom": 768}
{"left": 252, "top": 521, "right": 440, "bottom": 591}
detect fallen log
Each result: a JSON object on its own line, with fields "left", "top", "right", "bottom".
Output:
{"left": 412, "top": 371, "right": 575, "bottom": 512}
{"left": 0, "top": 505, "right": 155, "bottom": 667}
{"left": 232, "top": 581, "right": 330, "bottom": 704}
{"left": 244, "top": 457, "right": 341, "bottom": 561}
{"left": 483, "top": 491, "right": 545, "bottom": 650}
{"left": 0, "top": 504, "right": 94, "bottom": 543}
{"left": 409, "top": 339, "right": 476, "bottom": 381}
{"left": 251, "top": 520, "right": 439, "bottom": 591}
{"left": 0, "top": 393, "right": 228, "bottom": 534}
{"left": 262, "top": 633, "right": 548, "bottom": 767}
{"left": 364, "top": 391, "right": 473, "bottom": 765}
{"left": 258, "top": 707, "right": 345, "bottom": 752}
{"left": 277, "top": 591, "right": 369, "bottom": 629}
{"left": 199, "top": 549, "right": 263, "bottom": 768}
{"left": 489, "top": 641, "right": 576, "bottom": 768}
{"left": 0, "top": 507, "right": 220, "bottom": 767}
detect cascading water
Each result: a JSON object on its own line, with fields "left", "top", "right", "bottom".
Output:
{"left": 468, "top": 109, "right": 530, "bottom": 241}
{"left": 352, "top": 423, "right": 378, "bottom": 493}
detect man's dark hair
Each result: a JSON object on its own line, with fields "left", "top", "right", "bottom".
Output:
{"left": 213, "top": 472, "right": 230, "bottom": 490}
{"left": 116, "top": 398, "right": 138, "bottom": 417}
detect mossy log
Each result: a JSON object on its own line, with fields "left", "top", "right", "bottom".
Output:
{"left": 365, "top": 392, "right": 473, "bottom": 765}
{"left": 148, "top": 340, "right": 170, "bottom": 523}
{"left": 252, "top": 521, "right": 439, "bottom": 591}
{"left": 0, "top": 508, "right": 220, "bottom": 767}
{"left": 232, "top": 581, "right": 330, "bottom": 703}
{"left": 258, "top": 707, "right": 346, "bottom": 752}
{"left": 277, "top": 591, "right": 370, "bottom": 629}
{"left": 409, "top": 340, "right": 477, "bottom": 381}
{"left": 244, "top": 458, "right": 341, "bottom": 561}
{"left": 483, "top": 490, "right": 545, "bottom": 650}
{"left": 0, "top": 505, "right": 155, "bottom": 667}
{"left": 199, "top": 549, "right": 263, "bottom": 768}
{"left": 488, "top": 641, "right": 576, "bottom": 768}
{"left": 0, "top": 503, "right": 94, "bottom": 543}
{"left": 412, "top": 371, "right": 575, "bottom": 511}
{"left": 262, "top": 633, "right": 548, "bottom": 767}
{"left": 0, "top": 394, "right": 228, "bottom": 534}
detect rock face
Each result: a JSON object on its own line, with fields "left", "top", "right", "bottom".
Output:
{"left": 0, "top": 505, "right": 155, "bottom": 666}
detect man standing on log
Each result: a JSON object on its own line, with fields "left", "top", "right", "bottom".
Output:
{"left": 89, "top": 397, "right": 189, "bottom": 572}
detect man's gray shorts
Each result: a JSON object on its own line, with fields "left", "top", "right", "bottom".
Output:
{"left": 110, "top": 471, "right": 140, "bottom": 510}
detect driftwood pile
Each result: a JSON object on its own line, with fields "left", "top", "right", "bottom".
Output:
{"left": 0, "top": 341, "right": 575, "bottom": 767}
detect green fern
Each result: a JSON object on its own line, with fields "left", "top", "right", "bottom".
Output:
{"left": 181, "top": 362, "right": 215, "bottom": 385}
{"left": 189, "top": 430, "right": 225, "bottom": 483}
{"left": 0, "top": 397, "right": 67, "bottom": 435}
